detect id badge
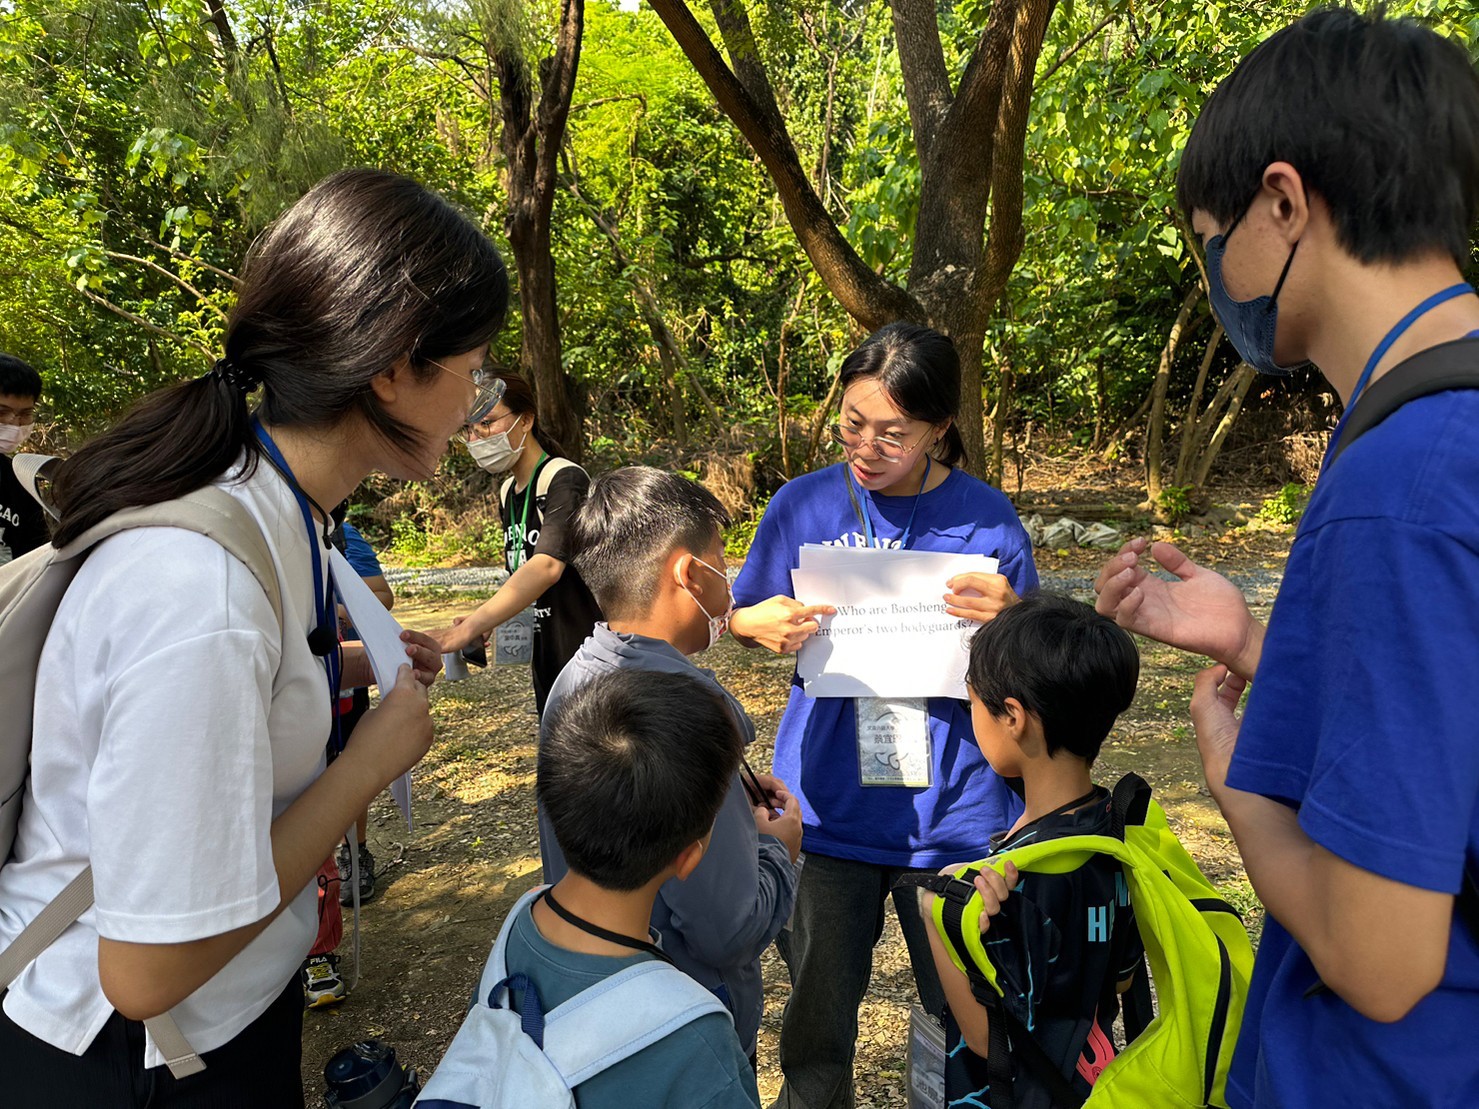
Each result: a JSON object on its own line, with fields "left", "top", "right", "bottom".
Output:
{"left": 494, "top": 606, "right": 536, "bottom": 664}
{"left": 907, "top": 1003, "right": 947, "bottom": 1108}
{"left": 856, "top": 697, "right": 932, "bottom": 787}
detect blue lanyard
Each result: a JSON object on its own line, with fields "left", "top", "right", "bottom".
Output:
{"left": 1324, "top": 282, "right": 1475, "bottom": 468}
{"left": 845, "top": 456, "right": 931, "bottom": 550}
{"left": 252, "top": 419, "right": 344, "bottom": 750}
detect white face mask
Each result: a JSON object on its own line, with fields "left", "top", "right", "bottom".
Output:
{"left": 0, "top": 423, "right": 32, "bottom": 454}
{"left": 684, "top": 555, "right": 734, "bottom": 651}
{"left": 467, "top": 423, "right": 528, "bottom": 473}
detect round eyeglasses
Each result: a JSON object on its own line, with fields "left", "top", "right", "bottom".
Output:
{"left": 828, "top": 422, "right": 931, "bottom": 465}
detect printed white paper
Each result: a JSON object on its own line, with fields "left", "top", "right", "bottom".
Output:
{"left": 791, "top": 547, "right": 999, "bottom": 699}
{"left": 330, "top": 546, "right": 413, "bottom": 829}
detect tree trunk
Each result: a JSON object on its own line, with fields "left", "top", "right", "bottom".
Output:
{"left": 1192, "top": 365, "right": 1256, "bottom": 488}
{"left": 1173, "top": 322, "right": 1224, "bottom": 486}
{"left": 1144, "top": 285, "right": 1202, "bottom": 507}
{"left": 490, "top": 0, "right": 587, "bottom": 461}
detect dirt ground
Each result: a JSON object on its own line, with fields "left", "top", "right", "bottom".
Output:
{"left": 297, "top": 523, "right": 1290, "bottom": 1105}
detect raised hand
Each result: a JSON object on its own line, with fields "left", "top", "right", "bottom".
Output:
{"left": 1094, "top": 538, "right": 1263, "bottom": 679}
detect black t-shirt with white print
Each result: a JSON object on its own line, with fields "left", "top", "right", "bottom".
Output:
{"left": 500, "top": 459, "right": 604, "bottom": 714}
{"left": 0, "top": 453, "right": 49, "bottom": 566}
{"left": 944, "top": 785, "right": 1144, "bottom": 1109}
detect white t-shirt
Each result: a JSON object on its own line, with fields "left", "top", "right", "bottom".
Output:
{"left": 0, "top": 458, "right": 333, "bottom": 1068}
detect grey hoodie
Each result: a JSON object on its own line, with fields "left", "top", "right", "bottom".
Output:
{"left": 538, "top": 623, "right": 798, "bottom": 1054}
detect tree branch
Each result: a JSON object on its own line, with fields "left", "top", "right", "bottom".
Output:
{"left": 534, "top": 0, "right": 585, "bottom": 197}
{"left": 141, "top": 238, "right": 239, "bottom": 286}
{"left": 649, "top": 0, "right": 918, "bottom": 328}
{"left": 887, "top": 0, "right": 953, "bottom": 159}
{"left": 102, "top": 251, "right": 228, "bottom": 318}
{"left": 1039, "top": 1, "right": 1124, "bottom": 85}
{"left": 979, "top": 0, "right": 1054, "bottom": 309}
{"left": 73, "top": 284, "right": 213, "bottom": 357}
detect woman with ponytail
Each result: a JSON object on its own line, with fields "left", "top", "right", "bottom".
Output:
{"left": 728, "top": 322, "right": 1039, "bottom": 1108}
{"left": 431, "top": 371, "right": 603, "bottom": 716}
{"left": 0, "top": 168, "right": 509, "bottom": 1106}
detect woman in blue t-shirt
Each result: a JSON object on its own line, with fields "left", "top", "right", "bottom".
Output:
{"left": 729, "top": 322, "right": 1038, "bottom": 1108}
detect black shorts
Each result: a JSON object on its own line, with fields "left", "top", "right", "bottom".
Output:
{"left": 0, "top": 976, "right": 304, "bottom": 1108}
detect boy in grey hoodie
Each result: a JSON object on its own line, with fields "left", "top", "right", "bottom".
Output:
{"left": 539, "top": 465, "right": 803, "bottom": 1062}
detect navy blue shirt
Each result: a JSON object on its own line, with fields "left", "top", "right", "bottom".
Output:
{"left": 732, "top": 463, "right": 1037, "bottom": 868}
{"left": 1224, "top": 385, "right": 1479, "bottom": 1107}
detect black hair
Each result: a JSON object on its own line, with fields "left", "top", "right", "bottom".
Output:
{"left": 492, "top": 370, "right": 567, "bottom": 458}
{"left": 966, "top": 593, "right": 1139, "bottom": 764}
{"left": 51, "top": 169, "right": 509, "bottom": 546}
{"left": 538, "top": 667, "right": 742, "bottom": 891}
{"left": 569, "top": 466, "right": 732, "bottom": 620}
{"left": 1178, "top": 6, "right": 1479, "bottom": 266}
{"left": 837, "top": 322, "right": 966, "bottom": 468}
{"left": 0, "top": 354, "right": 41, "bottom": 401}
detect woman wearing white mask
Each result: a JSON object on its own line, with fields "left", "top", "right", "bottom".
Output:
{"left": 432, "top": 371, "right": 603, "bottom": 714}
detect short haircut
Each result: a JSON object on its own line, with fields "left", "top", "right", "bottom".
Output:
{"left": 569, "top": 466, "right": 732, "bottom": 620}
{"left": 538, "top": 667, "right": 742, "bottom": 891}
{"left": 966, "top": 593, "right": 1139, "bottom": 764}
{"left": 1178, "top": 7, "right": 1479, "bottom": 266}
{"left": 0, "top": 354, "right": 42, "bottom": 401}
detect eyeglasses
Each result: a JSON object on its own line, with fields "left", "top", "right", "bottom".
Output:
{"left": 0, "top": 403, "right": 36, "bottom": 427}
{"left": 464, "top": 407, "right": 519, "bottom": 443}
{"left": 429, "top": 359, "right": 507, "bottom": 431}
{"left": 828, "top": 422, "right": 931, "bottom": 464}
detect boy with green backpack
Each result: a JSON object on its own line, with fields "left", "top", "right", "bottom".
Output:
{"left": 910, "top": 595, "right": 1252, "bottom": 1108}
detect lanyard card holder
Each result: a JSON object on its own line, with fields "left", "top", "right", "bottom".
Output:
{"left": 856, "top": 696, "right": 933, "bottom": 787}
{"left": 494, "top": 606, "right": 536, "bottom": 664}
{"left": 907, "top": 1003, "right": 947, "bottom": 1108}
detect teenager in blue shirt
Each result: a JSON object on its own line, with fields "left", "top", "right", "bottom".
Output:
{"left": 730, "top": 322, "right": 1038, "bottom": 1109}
{"left": 1094, "top": 10, "right": 1479, "bottom": 1106}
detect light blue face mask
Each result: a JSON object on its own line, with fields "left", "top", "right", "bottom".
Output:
{"left": 1205, "top": 206, "right": 1306, "bottom": 377}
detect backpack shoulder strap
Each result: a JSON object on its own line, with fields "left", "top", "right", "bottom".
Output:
{"left": 476, "top": 886, "right": 548, "bottom": 1006}
{"left": 1329, "top": 336, "right": 1479, "bottom": 467}
{"left": 1109, "top": 772, "right": 1152, "bottom": 840}
{"left": 54, "top": 486, "right": 283, "bottom": 630}
{"left": 534, "top": 456, "right": 579, "bottom": 499}
{"left": 10, "top": 454, "right": 60, "bottom": 520}
{"left": 540, "top": 960, "right": 730, "bottom": 1087}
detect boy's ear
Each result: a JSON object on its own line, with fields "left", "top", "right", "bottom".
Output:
{"left": 672, "top": 836, "right": 707, "bottom": 881}
{"left": 1001, "top": 697, "right": 1029, "bottom": 740}
{"left": 668, "top": 548, "right": 698, "bottom": 593}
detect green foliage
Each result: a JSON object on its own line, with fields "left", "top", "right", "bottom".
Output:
{"left": 2, "top": 0, "right": 1476, "bottom": 533}
{"left": 387, "top": 515, "right": 505, "bottom": 567}
{"left": 724, "top": 495, "right": 771, "bottom": 562}
{"left": 1256, "top": 483, "right": 1311, "bottom": 527}
{"left": 1157, "top": 483, "right": 1194, "bottom": 524}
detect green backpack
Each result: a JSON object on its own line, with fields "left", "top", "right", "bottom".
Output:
{"left": 920, "top": 773, "right": 1254, "bottom": 1109}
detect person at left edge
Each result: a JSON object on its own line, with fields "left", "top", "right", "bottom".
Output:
{"left": 0, "top": 168, "right": 507, "bottom": 1108}
{"left": 430, "top": 371, "right": 603, "bottom": 717}
{"left": 0, "top": 353, "right": 49, "bottom": 566}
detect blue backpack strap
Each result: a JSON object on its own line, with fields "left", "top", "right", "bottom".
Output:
{"left": 539, "top": 961, "right": 730, "bottom": 1088}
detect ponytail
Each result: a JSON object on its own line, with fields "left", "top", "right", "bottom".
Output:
{"left": 51, "top": 370, "right": 257, "bottom": 546}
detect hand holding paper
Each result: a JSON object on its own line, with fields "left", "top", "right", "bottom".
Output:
{"left": 790, "top": 545, "right": 999, "bottom": 699}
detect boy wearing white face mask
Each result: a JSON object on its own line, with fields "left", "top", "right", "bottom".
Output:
{"left": 539, "top": 465, "right": 803, "bottom": 1067}
{"left": 430, "top": 371, "right": 604, "bottom": 715}
{"left": 0, "top": 353, "right": 48, "bottom": 567}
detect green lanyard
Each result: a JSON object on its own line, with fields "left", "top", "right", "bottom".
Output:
{"left": 509, "top": 451, "right": 548, "bottom": 570}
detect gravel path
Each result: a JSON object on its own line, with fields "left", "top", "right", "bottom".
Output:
{"left": 384, "top": 564, "right": 1287, "bottom": 605}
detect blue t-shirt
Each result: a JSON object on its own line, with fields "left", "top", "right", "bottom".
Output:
{"left": 1224, "top": 387, "right": 1479, "bottom": 1107}
{"left": 501, "top": 903, "right": 761, "bottom": 1108}
{"left": 732, "top": 463, "right": 1037, "bottom": 868}
{"left": 338, "top": 521, "right": 384, "bottom": 578}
